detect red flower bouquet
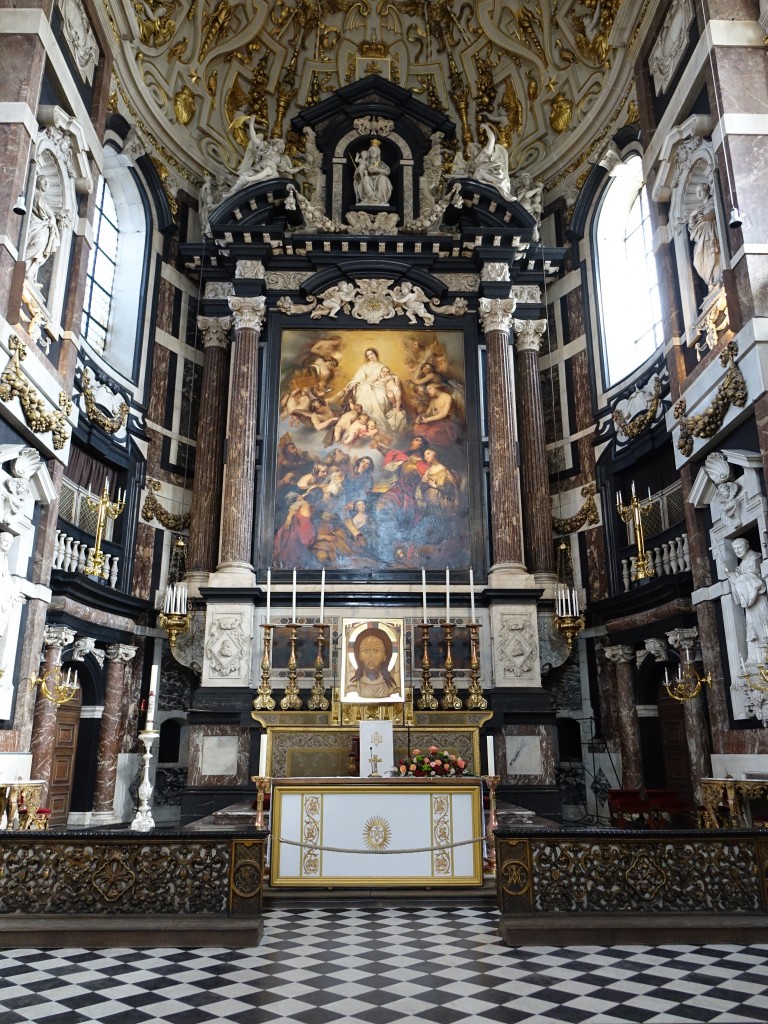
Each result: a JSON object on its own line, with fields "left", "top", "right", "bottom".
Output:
{"left": 394, "top": 746, "right": 472, "bottom": 777}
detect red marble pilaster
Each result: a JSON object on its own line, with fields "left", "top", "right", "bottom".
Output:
{"left": 29, "top": 625, "right": 75, "bottom": 804}
{"left": 187, "top": 317, "right": 231, "bottom": 578}
{"left": 91, "top": 644, "right": 137, "bottom": 817}
{"left": 218, "top": 297, "right": 266, "bottom": 572}
{"left": 603, "top": 643, "right": 643, "bottom": 789}
{"left": 513, "top": 318, "right": 554, "bottom": 576}
{"left": 479, "top": 298, "right": 525, "bottom": 572}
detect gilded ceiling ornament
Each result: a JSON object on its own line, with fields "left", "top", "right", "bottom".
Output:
{"left": 173, "top": 84, "right": 196, "bottom": 125}
{"left": 500, "top": 77, "right": 523, "bottom": 141}
{"left": 549, "top": 93, "right": 573, "bottom": 133}
{"left": 149, "top": 155, "right": 179, "bottom": 214}
{"left": 673, "top": 342, "right": 747, "bottom": 457}
{"left": 552, "top": 484, "right": 600, "bottom": 535}
{"left": 515, "top": 5, "right": 547, "bottom": 66}
{"left": 199, "top": 0, "right": 233, "bottom": 60}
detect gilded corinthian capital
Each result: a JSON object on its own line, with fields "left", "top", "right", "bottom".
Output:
{"left": 513, "top": 318, "right": 547, "bottom": 353}
{"left": 196, "top": 316, "right": 231, "bottom": 349}
{"left": 227, "top": 296, "right": 267, "bottom": 334}
{"left": 478, "top": 296, "right": 517, "bottom": 335}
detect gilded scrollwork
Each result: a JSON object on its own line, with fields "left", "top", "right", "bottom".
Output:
{"left": 80, "top": 368, "right": 129, "bottom": 434}
{"left": 141, "top": 478, "right": 191, "bottom": 530}
{"left": 552, "top": 484, "right": 599, "bottom": 535}
{"left": 673, "top": 342, "right": 748, "bottom": 457}
{"left": 0, "top": 336, "right": 71, "bottom": 450}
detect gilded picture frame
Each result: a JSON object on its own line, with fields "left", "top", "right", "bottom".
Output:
{"left": 340, "top": 617, "right": 405, "bottom": 704}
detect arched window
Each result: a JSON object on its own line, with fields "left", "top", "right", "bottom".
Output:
{"left": 595, "top": 155, "right": 663, "bottom": 387}
{"left": 82, "top": 177, "right": 118, "bottom": 353}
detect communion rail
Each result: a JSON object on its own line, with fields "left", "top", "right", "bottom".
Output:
{"left": 494, "top": 825, "right": 768, "bottom": 946}
{"left": 0, "top": 829, "right": 267, "bottom": 947}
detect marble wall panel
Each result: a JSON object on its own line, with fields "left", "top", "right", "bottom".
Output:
{"left": 160, "top": 647, "right": 194, "bottom": 711}
{"left": 502, "top": 724, "right": 556, "bottom": 785}
{"left": 155, "top": 278, "right": 176, "bottom": 333}
{"left": 718, "top": 47, "right": 768, "bottom": 117}
{"left": 147, "top": 346, "right": 171, "bottom": 427}
{"left": 566, "top": 285, "right": 586, "bottom": 342}
{"left": 585, "top": 526, "right": 609, "bottom": 603}
{"left": 187, "top": 724, "right": 250, "bottom": 786}
{"left": 730, "top": 135, "right": 768, "bottom": 247}
{"left": 131, "top": 521, "right": 155, "bottom": 602}
{"left": 544, "top": 659, "right": 582, "bottom": 712}
{"left": 706, "top": 1, "right": 760, "bottom": 18}
{"left": 571, "top": 350, "right": 593, "bottom": 434}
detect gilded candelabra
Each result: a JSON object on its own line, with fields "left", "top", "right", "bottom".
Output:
{"left": 466, "top": 622, "right": 488, "bottom": 710}
{"left": 664, "top": 651, "right": 712, "bottom": 702}
{"left": 617, "top": 483, "right": 655, "bottom": 581}
{"left": 253, "top": 623, "right": 276, "bottom": 711}
{"left": 553, "top": 540, "right": 585, "bottom": 654}
{"left": 417, "top": 621, "right": 438, "bottom": 710}
{"left": 440, "top": 621, "right": 462, "bottom": 710}
{"left": 159, "top": 581, "right": 191, "bottom": 650}
{"left": 482, "top": 774, "right": 500, "bottom": 872}
{"left": 31, "top": 665, "right": 79, "bottom": 706}
{"left": 251, "top": 776, "right": 271, "bottom": 828}
{"left": 83, "top": 478, "right": 125, "bottom": 578}
{"left": 280, "top": 622, "right": 303, "bottom": 710}
{"left": 739, "top": 654, "right": 768, "bottom": 694}
{"left": 308, "top": 624, "right": 329, "bottom": 711}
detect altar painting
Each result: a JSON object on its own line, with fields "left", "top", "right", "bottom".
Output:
{"left": 273, "top": 328, "right": 470, "bottom": 570}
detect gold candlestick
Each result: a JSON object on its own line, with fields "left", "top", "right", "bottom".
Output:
{"left": 440, "top": 621, "right": 462, "bottom": 710}
{"left": 83, "top": 478, "right": 125, "bottom": 579}
{"left": 308, "top": 624, "right": 329, "bottom": 710}
{"left": 417, "top": 621, "right": 438, "bottom": 710}
{"left": 251, "top": 775, "right": 271, "bottom": 828}
{"left": 465, "top": 623, "right": 487, "bottom": 710}
{"left": 617, "top": 485, "right": 655, "bottom": 581}
{"left": 253, "top": 623, "right": 276, "bottom": 711}
{"left": 483, "top": 774, "right": 500, "bottom": 872}
{"left": 280, "top": 622, "right": 302, "bottom": 710}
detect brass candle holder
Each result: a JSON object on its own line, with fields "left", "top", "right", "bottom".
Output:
{"left": 465, "top": 622, "right": 487, "bottom": 710}
{"left": 482, "top": 774, "right": 500, "bottom": 872}
{"left": 253, "top": 623, "right": 276, "bottom": 711}
{"left": 83, "top": 478, "right": 125, "bottom": 579}
{"left": 280, "top": 622, "right": 302, "bottom": 710}
{"left": 308, "top": 623, "right": 329, "bottom": 711}
{"left": 416, "top": 621, "right": 438, "bottom": 710}
{"left": 251, "top": 775, "right": 271, "bottom": 828}
{"left": 440, "top": 621, "right": 462, "bottom": 710}
{"left": 617, "top": 485, "right": 655, "bottom": 581}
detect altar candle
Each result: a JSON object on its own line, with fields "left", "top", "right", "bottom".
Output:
{"left": 258, "top": 737, "right": 267, "bottom": 777}
{"left": 319, "top": 568, "right": 325, "bottom": 625}
{"left": 486, "top": 735, "right": 495, "bottom": 775}
{"left": 266, "top": 567, "right": 271, "bottom": 624}
{"left": 105, "top": 475, "right": 109, "bottom": 496}
{"left": 469, "top": 568, "right": 475, "bottom": 623}
{"left": 445, "top": 567, "right": 450, "bottom": 622}
{"left": 631, "top": 480, "right": 636, "bottom": 498}
{"left": 145, "top": 665, "right": 158, "bottom": 730}
{"left": 422, "top": 568, "right": 427, "bottom": 623}
{"left": 292, "top": 568, "right": 297, "bottom": 623}
{"left": 616, "top": 490, "right": 623, "bottom": 508}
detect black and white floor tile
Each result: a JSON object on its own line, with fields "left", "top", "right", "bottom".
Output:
{"left": 0, "top": 907, "right": 767, "bottom": 1024}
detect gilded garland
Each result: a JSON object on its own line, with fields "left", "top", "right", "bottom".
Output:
{"left": 0, "top": 336, "right": 71, "bottom": 450}
{"left": 612, "top": 376, "right": 662, "bottom": 439}
{"left": 552, "top": 484, "right": 599, "bottom": 535}
{"left": 81, "top": 368, "right": 129, "bottom": 435}
{"left": 673, "top": 342, "right": 747, "bottom": 457}
{"left": 141, "top": 478, "right": 191, "bottom": 530}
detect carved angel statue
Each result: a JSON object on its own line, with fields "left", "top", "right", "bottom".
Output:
{"left": 512, "top": 170, "right": 544, "bottom": 240}
{"left": 470, "top": 124, "right": 514, "bottom": 200}
{"left": 688, "top": 182, "right": 721, "bottom": 289}
{"left": 233, "top": 117, "right": 299, "bottom": 189}
{"left": 24, "top": 176, "right": 67, "bottom": 282}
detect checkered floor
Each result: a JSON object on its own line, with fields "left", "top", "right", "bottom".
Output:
{"left": 0, "top": 908, "right": 767, "bottom": 1024}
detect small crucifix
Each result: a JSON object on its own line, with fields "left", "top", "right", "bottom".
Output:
{"left": 368, "top": 750, "right": 382, "bottom": 777}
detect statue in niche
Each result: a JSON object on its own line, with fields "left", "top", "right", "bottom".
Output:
{"left": 722, "top": 537, "right": 768, "bottom": 664}
{"left": 352, "top": 139, "right": 392, "bottom": 206}
{"left": 687, "top": 182, "right": 721, "bottom": 289}
{"left": 25, "top": 176, "right": 67, "bottom": 282}
{"left": 0, "top": 532, "right": 25, "bottom": 639}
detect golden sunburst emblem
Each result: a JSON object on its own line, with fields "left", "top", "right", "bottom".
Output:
{"left": 362, "top": 816, "right": 391, "bottom": 851}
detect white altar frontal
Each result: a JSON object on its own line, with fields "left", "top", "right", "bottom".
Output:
{"left": 270, "top": 777, "right": 484, "bottom": 887}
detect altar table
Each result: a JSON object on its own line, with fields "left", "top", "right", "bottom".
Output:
{"left": 270, "top": 776, "right": 484, "bottom": 887}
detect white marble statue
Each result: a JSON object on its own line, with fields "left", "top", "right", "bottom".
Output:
{"left": 302, "top": 126, "right": 324, "bottom": 201}
{"left": 353, "top": 139, "right": 392, "bottom": 206}
{"left": 513, "top": 171, "right": 544, "bottom": 240}
{"left": 0, "top": 532, "right": 24, "bottom": 639}
{"left": 723, "top": 537, "right": 768, "bottom": 664}
{"left": 471, "top": 124, "right": 514, "bottom": 200}
{"left": 24, "top": 176, "right": 67, "bottom": 282}
{"left": 234, "top": 118, "right": 299, "bottom": 189}
{"left": 688, "top": 182, "right": 721, "bottom": 289}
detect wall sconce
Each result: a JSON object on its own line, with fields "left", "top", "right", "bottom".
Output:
{"left": 664, "top": 648, "right": 711, "bottom": 702}
{"left": 553, "top": 540, "right": 585, "bottom": 654}
{"left": 31, "top": 665, "right": 79, "bottom": 706}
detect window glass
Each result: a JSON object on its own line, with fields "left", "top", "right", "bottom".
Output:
{"left": 596, "top": 155, "right": 663, "bottom": 386}
{"left": 82, "top": 178, "right": 118, "bottom": 353}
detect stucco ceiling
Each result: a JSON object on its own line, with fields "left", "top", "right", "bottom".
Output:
{"left": 99, "top": 0, "right": 654, "bottom": 199}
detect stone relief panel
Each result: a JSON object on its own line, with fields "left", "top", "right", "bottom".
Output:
{"left": 205, "top": 611, "right": 247, "bottom": 680}
{"left": 492, "top": 609, "right": 540, "bottom": 686}
{"left": 648, "top": 0, "right": 693, "bottom": 96}
{"left": 58, "top": 0, "right": 100, "bottom": 85}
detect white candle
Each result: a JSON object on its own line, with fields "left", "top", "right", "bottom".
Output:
{"left": 105, "top": 475, "right": 109, "bottom": 496}
{"left": 486, "top": 735, "right": 495, "bottom": 775}
{"left": 572, "top": 587, "right": 579, "bottom": 616}
{"left": 266, "top": 567, "right": 271, "bottom": 624}
{"left": 292, "top": 568, "right": 297, "bottom": 623}
{"left": 145, "top": 665, "right": 158, "bottom": 730}
{"left": 422, "top": 568, "right": 427, "bottom": 623}
{"left": 445, "top": 567, "right": 450, "bottom": 622}
{"left": 319, "top": 568, "right": 325, "bottom": 624}
{"left": 665, "top": 666, "right": 670, "bottom": 685}
{"left": 258, "top": 737, "right": 267, "bottom": 777}
{"left": 631, "top": 480, "right": 636, "bottom": 498}
{"left": 469, "top": 568, "right": 475, "bottom": 623}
